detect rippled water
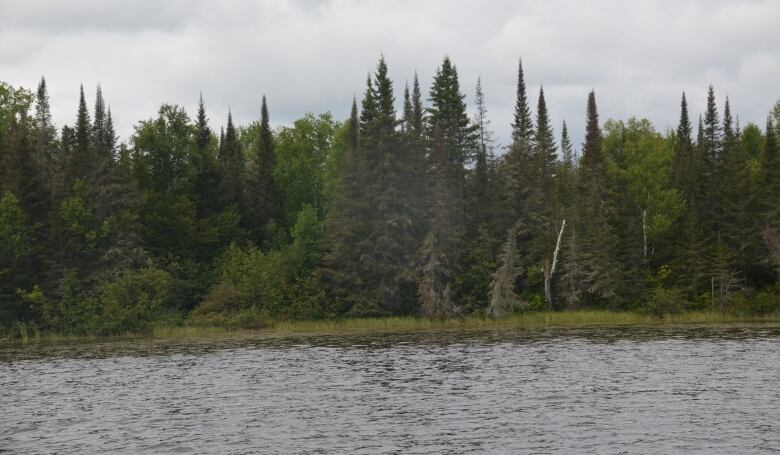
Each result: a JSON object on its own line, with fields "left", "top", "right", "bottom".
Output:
{"left": 2, "top": 325, "right": 780, "bottom": 454}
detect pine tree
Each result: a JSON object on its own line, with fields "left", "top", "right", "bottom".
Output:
{"left": 93, "top": 85, "right": 109, "bottom": 161}
{"left": 411, "top": 73, "right": 424, "bottom": 134}
{"left": 672, "top": 94, "right": 709, "bottom": 297}
{"left": 426, "top": 56, "right": 477, "bottom": 179}
{"left": 671, "top": 93, "right": 695, "bottom": 198}
{"left": 555, "top": 120, "right": 580, "bottom": 308}
{"left": 322, "top": 98, "right": 372, "bottom": 313}
{"left": 576, "top": 91, "right": 616, "bottom": 305}
{"left": 701, "top": 85, "right": 722, "bottom": 237}
{"left": 758, "top": 117, "right": 780, "bottom": 224}
{"left": 560, "top": 120, "right": 574, "bottom": 166}
{"left": 191, "top": 94, "right": 222, "bottom": 217}
{"left": 71, "top": 85, "right": 92, "bottom": 182}
{"left": 34, "top": 77, "right": 56, "bottom": 191}
{"left": 358, "top": 56, "right": 418, "bottom": 314}
{"left": 245, "top": 95, "right": 282, "bottom": 241}
{"left": 218, "top": 111, "right": 244, "bottom": 210}
{"left": 511, "top": 58, "right": 534, "bottom": 145}
{"left": 471, "top": 76, "right": 493, "bottom": 227}
{"left": 418, "top": 124, "right": 456, "bottom": 319}
{"left": 719, "top": 97, "right": 752, "bottom": 278}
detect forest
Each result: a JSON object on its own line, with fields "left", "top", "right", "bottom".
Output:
{"left": 2, "top": 56, "right": 780, "bottom": 337}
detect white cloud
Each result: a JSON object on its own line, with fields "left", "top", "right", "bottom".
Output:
{"left": 1, "top": 0, "right": 778, "bottom": 149}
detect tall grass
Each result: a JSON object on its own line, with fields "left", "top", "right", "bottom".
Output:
{"left": 4, "top": 310, "right": 780, "bottom": 344}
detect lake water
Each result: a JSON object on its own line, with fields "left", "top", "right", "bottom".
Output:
{"left": 2, "top": 325, "right": 780, "bottom": 454}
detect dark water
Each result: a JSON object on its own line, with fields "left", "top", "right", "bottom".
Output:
{"left": 2, "top": 325, "right": 780, "bottom": 454}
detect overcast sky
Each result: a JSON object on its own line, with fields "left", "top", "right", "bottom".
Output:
{"left": 2, "top": 0, "right": 779, "bottom": 150}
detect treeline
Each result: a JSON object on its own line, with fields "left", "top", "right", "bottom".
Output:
{"left": 2, "top": 56, "right": 780, "bottom": 335}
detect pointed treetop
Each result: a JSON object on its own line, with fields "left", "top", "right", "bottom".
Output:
{"left": 196, "top": 93, "right": 211, "bottom": 149}
{"left": 723, "top": 96, "right": 735, "bottom": 142}
{"left": 412, "top": 71, "right": 424, "bottom": 133}
{"left": 534, "top": 85, "right": 556, "bottom": 159}
{"left": 677, "top": 92, "right": 692, "bottom": 144}
{"left": 580, "top": 90, "right": 603, "bottom": 173}
{"left": 402, "top": 81, "right": 413, "bottom": 133}
{"left": 560, "top": 119, "right": 574, "bottom": 166}
{"left": 347, "top": 96, "right": 359, "bottom": 151}
{"left": 702, "top": 84, "right": 721, "bottom": 162}
{"left": 511, "top": 58, "right": 533, "bottom": 144}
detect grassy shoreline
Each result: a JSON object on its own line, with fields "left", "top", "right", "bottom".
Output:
{"left": 4, "top": 310, "right": 780, "bottom": 345}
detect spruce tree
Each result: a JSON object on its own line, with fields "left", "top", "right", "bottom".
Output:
{"left": 758, "top": 117, "right": 780, "bottom": 225}
{"left": 93, "top": 85, "right": 109, "bottom": 161}
{"left": 719, "top": 97, "right": 752, "bottom": 278}
{"left": 411, "top": 73, "right": 424, "bottom": 134}
{"left": 245, "top": 95, "right": 282, "bottom": 241}
{"left": 471, "top": 76, "right": 493, "bottom": 227}
{"left": 322, "top": 98, "right": 372, "bottom": 313}
{"left": 218, "top": 111, "right": 244, "bottom": 210}
{"left": 358, "top": 56, "right": 418, "bottom": 314}
{"left": 511, "top": 58, "right": 534, "bottom": 145}
{"left": 71, "top": 85, "right": 92, "bottom": 182}
{"left": 426, "top": 56, "right": 477, "bottom": 178}
{"left": 560, "top": 120, "right": 574, "bottom": 166}
{"left": 672, "top": 94, "right": 709, "bottom": 297}
{"left": 191, "top": 94, "right": 222, "bottom": 217}
{"left": 576, "top": 91, "right": 616, "bottom": 305}
{"left": 418, "top": 124, "right": 457, "bottom": 319}
{"left": 34, "top": 77, "right": 56, "bottom": 190}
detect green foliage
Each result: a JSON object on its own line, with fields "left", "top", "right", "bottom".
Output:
{"left": 95, "top": 264, "right": 173, "bottom": 334}
{"left": 3, "top": 64, "right": 780, "bottom": 337}
{"left": 274, "top": 112, "right": 337, "bottom": 224}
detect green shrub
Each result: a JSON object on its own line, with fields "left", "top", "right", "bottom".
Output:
{"left": 646, "top": 287, "right": 685, "bottom": 316}
{"left": 96, "top": 264, "right": 173, "bottom": 334}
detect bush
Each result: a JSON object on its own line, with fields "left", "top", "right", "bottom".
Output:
{"left": 95, "top": 263, "right": 173, "bottom": 334}
{"left": 646, "top": 287, "right": 685, "bottom": 316}
{"left": 729, "top": 289, "right": 780, "bottom": 315}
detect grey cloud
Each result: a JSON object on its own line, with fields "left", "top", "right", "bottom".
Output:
{"left": 1, "top": 0, "right": 778, "bottom": 151}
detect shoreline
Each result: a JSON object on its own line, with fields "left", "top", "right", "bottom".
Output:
{"left": 4, "top": 310, "right": 780, "bottom": 345}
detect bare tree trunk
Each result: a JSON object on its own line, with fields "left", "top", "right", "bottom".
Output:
{"left": 642, "top": 209, "right": 648, "bottom": 263}
{"left": 544, "top": 219, "right": 566, "bottom": 310}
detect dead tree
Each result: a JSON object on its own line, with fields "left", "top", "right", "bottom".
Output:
{"left": 488, "top": 226, "right": 522, "bottom": 317}
{"left": 543, "top": 219, "right": 566, "bottom": 310}
{"left": 763, "top": 225, "right": 780, "bottom": 283}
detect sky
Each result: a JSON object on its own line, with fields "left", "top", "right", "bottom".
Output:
{"left": 1, "top": 0, "right": 779, "bottom": 151}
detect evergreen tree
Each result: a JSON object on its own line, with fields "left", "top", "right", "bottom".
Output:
{"left": 218, "top": 111, "right": 244, "bottom": 210}
{"left": 93, "top": 85, "right": 109, "bottom": 161}
{"left": 356, "top": 56, "right": 419, "bottom": 314}
{"left": 245, "top": 95, "right": 282, "bottom": 240}
{"left": 426, "top": 56, "right": 477, "bottom": 180}
{"left": 555, "top": 120, "right": 579, "bottom": 308}
{"left": 411, "top": 73, "right": 424, "bottom": 134}
{"left": 530, "top": 86, "right": 558, "bottom": 243}
{"left": 418, "top": 124, "right": 457, "bottom": 319}
{"left": 576, "top": 91, "right": 616, "bottom": 305}
{"left": 511, "top": 58, "right": 534, "bottom": 145}
{"left": 191, "top": 94, "right": 222, "bottom": 217}
{"left": 471, "top": 76, "right": 493, "bottom": 227}
{"left": 719, "top": 97, "right": 752, "bottom": 279}
{"left": 758, "top": 117, "right": 780, "bottom": 225}
{"left": 671, "top": 94, "right": 709, "bottom": 297}
{"left": 34, "top": 77, "right": 56, "bottom": 190}
{"left": 560, "top": 120, "right": 574, "bottom": 166}
{"left": 322, "top": 98, "right": 372, "bottom": 313}
{"left": 701, "top": 85, "right": 722, "bottom": 236}
{"left": 71, "top": 85, "right": 92, "bottom": 182}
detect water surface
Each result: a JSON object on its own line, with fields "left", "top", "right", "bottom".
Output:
{"left": 2, "top": 325, "right": 779, "bottom": 454}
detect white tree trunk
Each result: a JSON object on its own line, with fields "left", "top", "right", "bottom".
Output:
{"left": 544, "top": 219, "right": 566, "bottom": 310}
